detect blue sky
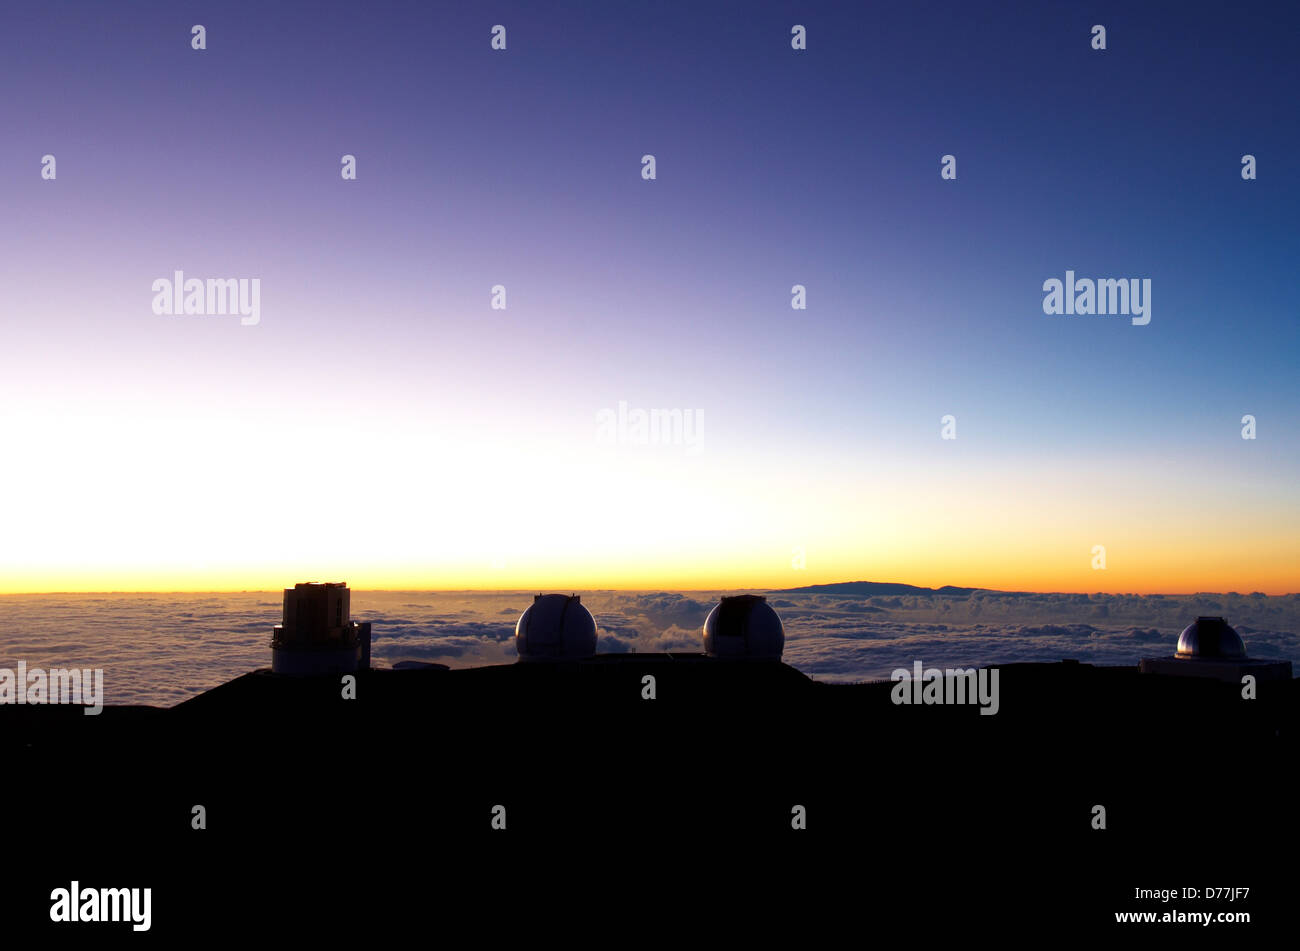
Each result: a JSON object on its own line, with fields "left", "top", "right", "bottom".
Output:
{"left": 0, "top": 0, "right": 1296, "bottom": 592}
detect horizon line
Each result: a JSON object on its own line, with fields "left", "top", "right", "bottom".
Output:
{"left": 2, "top": 581, "right": 1296, "bottom": 598}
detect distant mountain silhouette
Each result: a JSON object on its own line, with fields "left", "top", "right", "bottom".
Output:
{"left": 773, "top": 580, "right": 982, "bottom": 596}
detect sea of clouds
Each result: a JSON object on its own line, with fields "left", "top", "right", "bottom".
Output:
{"left": 1, "top": 588, "right": 1296, "bottom": 706}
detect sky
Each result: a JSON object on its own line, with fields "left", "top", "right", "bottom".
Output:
{"left": 1, "top": 0, "right": 1297, "bottom": 594}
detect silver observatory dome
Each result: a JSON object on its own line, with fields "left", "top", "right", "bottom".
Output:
{"left": 515, "top": 594, "right": 598, "bottom": 661}
{"left": 702, "top": 595, "right": 784, "bottom": 660}
{"left": 1176, "top": 616, "right": 1246, "bottom": 659}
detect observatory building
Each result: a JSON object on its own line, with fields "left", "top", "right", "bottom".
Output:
{"left": 702, "top": 595, "right": 785, "bottom": 660}
{"left": 515, "top": 594, "right": 598, "bottom": 661}
{"left": 271, "top": 582, "right": 372, "bottom": 676}
{"left": 1139, "top": 616, "right": 1291, "bottom": 683}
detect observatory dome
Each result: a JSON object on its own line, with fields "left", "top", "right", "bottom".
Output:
{"left": 1176, "top": 617, "right": 1246, "bottom": 659}
{"left": 702, "top": 595, "right": 784, "bottom": 660}
{"left": 515, "top": 594, "right": 597, "bottom": 661}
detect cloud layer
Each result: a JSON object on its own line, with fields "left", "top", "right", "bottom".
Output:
{"left": 1, "top": 588, "right": 1295, "bottom": 705}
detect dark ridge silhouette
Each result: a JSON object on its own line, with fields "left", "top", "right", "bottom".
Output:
{"left": 774, "top": 580, "right": 984, "bottom": 596}
{"left": 5, "top": 587, "right": 1293, "bottom": 939}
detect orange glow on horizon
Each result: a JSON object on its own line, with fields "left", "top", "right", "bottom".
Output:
{"left": 3, "top": 556, "right": 1295, "bottom": 597}
{"left": 3, "top": 405, "right": 1294, "bottom": 597}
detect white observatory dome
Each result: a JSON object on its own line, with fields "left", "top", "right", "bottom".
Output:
{"left": 515, "top": 594, "right": 598, "bottom": 661}
{"left": 702, "top": 595, "right": 784, "bottom": 660}
{"left": 1176, "top": 616, "right": 1246, "bottom": 659}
